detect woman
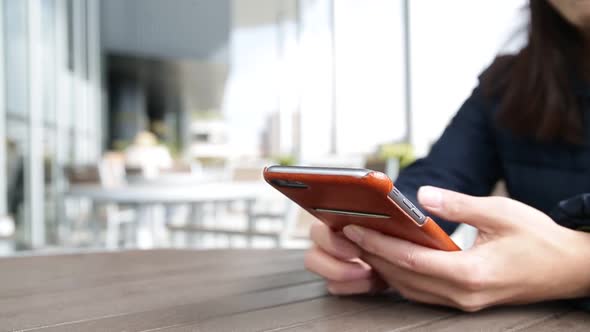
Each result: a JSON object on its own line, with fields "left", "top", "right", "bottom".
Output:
{"left": 304, "top": 0, "right": 590, "bottom": 312}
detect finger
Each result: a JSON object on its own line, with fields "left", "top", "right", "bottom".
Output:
{"left": 418, "top": 186, "right": 513, "bottom": 232}
{"left": 364, "top": 254, "right": 465, "bottom": 309}
{"left": 343, "top": 225, "right": 471, "bottom": 281}
{"left": 399, "top": 283, "right": 488, "bottom": 312}
{"left": 326, "top": 276, "right": 387, "bottom": 295}
{"left": 310, "top": 221, "right": 362, "bottom": 260}
{"left": 364, "top": 253, "right": 492, "bottom": 312}
{"left": 394, "top": 284, "right": 456, "bottom": 309}
{"left": 304, "top": 245, "right": 372, "bottom": 282}
{"left": 363, "top": 253, "right": 465, "bottom": 301}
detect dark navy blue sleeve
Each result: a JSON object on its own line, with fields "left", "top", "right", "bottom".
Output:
{"left": 394, "top": 85, "right": 502, "bottom": 234}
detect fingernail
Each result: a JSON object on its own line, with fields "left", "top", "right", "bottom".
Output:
{"left": 343, "top": 225, "right": 364, "bottom": 244}
{"left": 418, "top": 186, "right": 443, "bottom": 209}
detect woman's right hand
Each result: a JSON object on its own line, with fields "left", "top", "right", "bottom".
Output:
{"left": 304, "top": 221, "right": 388, "bottom": 295}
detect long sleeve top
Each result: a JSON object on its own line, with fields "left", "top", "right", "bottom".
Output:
{"left": 395, "top": 65, "right": 590, "bottom": 235}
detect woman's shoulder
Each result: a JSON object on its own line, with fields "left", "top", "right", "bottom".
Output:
{"left": 478, "top": 54, "right": 517, "bottom": 92}
{"left": 471, "top": 54, "right": 519, "bottom": 110}
{"left": 479, "top": 54, "right": 517, "bottom": 78}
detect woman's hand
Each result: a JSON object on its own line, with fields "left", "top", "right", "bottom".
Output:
{"left": 304, "top": 221, "right": 388, "bottom": 295}
{"left": 340, "top": 186, "right": 590, "bottom": 311}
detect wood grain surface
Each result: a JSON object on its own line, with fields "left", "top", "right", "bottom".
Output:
{"left": 0, "top": 249, "right": 585, "bottom": 331}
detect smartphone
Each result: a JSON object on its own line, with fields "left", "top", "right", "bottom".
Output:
{"left": 263, "top": 165, "right": 460, "bottom": 251}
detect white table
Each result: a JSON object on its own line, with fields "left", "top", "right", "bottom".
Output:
{"left": 63, "top": 181, "right": 271, "bottom": 248}
{"left": 66, "top": 181, "right": 267, "bottom": 203}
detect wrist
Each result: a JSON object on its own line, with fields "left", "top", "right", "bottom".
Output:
{"left": 563, "top": 228, "right": 590, "bottom": 298}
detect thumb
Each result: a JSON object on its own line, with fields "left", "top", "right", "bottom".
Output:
{"left": 417, "top": 186, "right": 514, "bottom": 233}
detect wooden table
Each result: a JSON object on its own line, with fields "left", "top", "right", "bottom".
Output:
{"left": 1, "top": 250, "right": 588, "bottom": 332}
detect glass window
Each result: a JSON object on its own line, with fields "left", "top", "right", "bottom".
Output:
{"left": 42, "top": 0, "right": 57, "bottom": 125}
{"left": 4, "top": 0, "right": 29, "bottom": 247}
{"left": 2, "top": 0, "right": 104, "bottom": 251}
{"left": 4, "top": 0, "right": 28, "bottom": 116}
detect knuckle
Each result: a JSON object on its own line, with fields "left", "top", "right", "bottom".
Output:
{"left": 461, "top": 272, "right": 486, "bottom": 292}
{"left": 309, "top": 221, "right": 323, "bottom": 242}
{"left": 360, "top": 235, "right": 380, "bottom": 255}
{"left": 303, "top": 248, "right": 317, "bottom": 271}
{"left": 446, "top": 195, "right": 465, "bottom": 218}
{"left": 363, "top": 233, "right": 392, "bottom": 260}
{"left": 458, "top": 257, "right": 493, "bottom": 292}
{"left": 492, "top": 197, "right": 512, "bottom": 211}
{"left": 330, "top": 267, "right": 350, "bottom": 282}
{"left": 396, "top": 287, "right": 413, "bottom": 300}
{"left": 326, "top": 282, "right": 340, "bottom": 295}
{"left": 452, "top": 293, "right": 487, "bottom": 312}
{"left": 400, "top": 249, "right": 420, "bottom": 271}
{"left": 304, "top": 248, "right": 347, "bottom": 281}
{"left": 461, "top": 303, "right": 485, "bottom": 313}
{"left": 303, "top": 247, "right": 326, "bottom": 274}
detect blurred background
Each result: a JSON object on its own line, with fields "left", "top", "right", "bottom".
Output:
{"left": 0, "top": 0, "right": 525, "bottom": 255}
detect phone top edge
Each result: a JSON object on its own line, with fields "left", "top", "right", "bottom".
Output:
{"left": 265, "top": 165, "right": 373, "bottom": 178}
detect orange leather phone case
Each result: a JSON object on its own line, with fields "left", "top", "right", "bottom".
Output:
{"left": 264, "top": 166, "right": 460, "bottom": 251}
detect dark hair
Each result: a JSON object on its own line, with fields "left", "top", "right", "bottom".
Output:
{"left": 482, "top": 0, "right": 585, "bottom": 144}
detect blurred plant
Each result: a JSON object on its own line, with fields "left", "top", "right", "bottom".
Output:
{"left": 112, "top": 139, "right": 131, "bottom": 151}
{"left": 195, "top": 156, "right": 226, "bottom": 167}
{"left": 151, "top": 120, "right": 169, "bottom": 138}
{"left": 43, "top": 154, "right": 53, "bottom": 183}
{"left": 378, "top": 143, "right": 415, "bottom": 169}
{"left": 273, "top": 155, "right": 296, "bottom": 166}
{"left": 162, "top": 140, "right": 182, "bottom": 159}
{"left": 114, "top": 132, "right": 181, "bottom": 160}
{"left": 192, "top": 110, "right": 223, "bottom": 120}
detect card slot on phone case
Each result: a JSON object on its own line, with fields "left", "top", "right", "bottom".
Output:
{"left": 313, "top": 208, "right": 390, "bottom": 219}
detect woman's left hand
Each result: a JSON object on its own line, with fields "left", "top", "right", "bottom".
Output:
{"left": 342, "top": 186, "right": 590, "bottom": 312}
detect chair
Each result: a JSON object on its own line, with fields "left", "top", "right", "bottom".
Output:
{"left": 98, "top": 152, "right": 138, "bottom": 248}
{"left": 276, "top": 202, "right": 313, "bottom": 248}
{"left": 165, "top": 198, "right": 312, "bottom": 249}
{"left": 163, "top": 164, "right": 283, "bottom": 248}
{"left": 63, "top": 153, "right": 137, "bottom": 249}
{"left": 62, "top": 165, "right": 101, "bottom": 245}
